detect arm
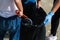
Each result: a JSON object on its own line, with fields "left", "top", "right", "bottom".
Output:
{"left": 37, "top": 0, "right": 41, "bottom": 8}
{"left": 44, "top": 0, "right": 60, "bottom": 24}
{"left": 14, "top": 0, "right": 23, "bottom": 17}
{"left": 37, "top": 0, "right": 41, "bottom": 3}
{"left": 14, "top": 0, "right": 28, "bottom": 18}
{"left": 14, "top": 0, "right": 33, "bottom": 25}
{"left": 51, "top": 0, "right": 60, "bottom": 13}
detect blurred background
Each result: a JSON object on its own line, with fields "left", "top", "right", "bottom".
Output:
{"left": 4, "top": 0, "right": 60, "bottom": 40}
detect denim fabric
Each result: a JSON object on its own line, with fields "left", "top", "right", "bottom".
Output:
{"left": 0, "top": 15, "right": 21, "bottom": 40}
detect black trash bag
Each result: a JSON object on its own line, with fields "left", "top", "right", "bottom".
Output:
{"left": 21, "top": 18, "right": 33, "bottom": 27}
{"left": 32, "top": 7, "right": 47, "bottom": 40}
{"left": 21, "top": 0, "right": 47, "bottom": 39}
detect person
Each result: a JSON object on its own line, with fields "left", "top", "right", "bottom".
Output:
{"left": 0, "top": 0, "right": 24, "bottom": 40}
{"left": 20, "top": 0, "right": 47, "bottom": 40}
{"left": 44, "top": 0, "right": 60, "bottom": 40}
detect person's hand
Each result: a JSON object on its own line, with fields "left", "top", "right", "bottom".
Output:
{"left": 16, "top": 10, "right": 33, "bottom": 26}
{"left": 19, "top": 11, "right": 24, "bottom": 17}
{"left": 16, "top": 10, "right": 23, "bottom": 17}
{"left": 44, "top": 11, "right": 54, "bottom": 24}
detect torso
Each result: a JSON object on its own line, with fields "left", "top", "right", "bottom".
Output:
{"left": 0, "top": 0, "right": 17, "bottom": 18}
{"left": 22, "top": 0, "right": 36, "bottom": 18}
{"left": 22, "top": 0, "right": 47, "bottom": 25}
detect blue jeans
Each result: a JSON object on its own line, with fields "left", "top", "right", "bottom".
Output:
{"left": 0, "top": 15, "right": 21, "bottom": 40}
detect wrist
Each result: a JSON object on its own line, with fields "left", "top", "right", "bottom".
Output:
{"left": 19, "top": 11, "right": 23, "bottom": 17}
{"left": 48, "top": 11, "right": 54, "bottom": 16}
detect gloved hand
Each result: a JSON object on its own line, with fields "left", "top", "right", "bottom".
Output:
{"left": 44, "top": 11, "right": 54, "bottom": 24}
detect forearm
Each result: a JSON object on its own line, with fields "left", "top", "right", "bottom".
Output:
{"left": 51, "top": 0, "right": 60, "bottom": 13}
{"left": 44, "top": 0, "right": 60, "bottom": 24}
{"left": 14, "top": 0, "right": 23, "bottom": 12}
{"left": 37, "top": 0, "right": 41, "bottom": 8}
{"left": 37, "top": 0, "right": 41, "bottom": 4}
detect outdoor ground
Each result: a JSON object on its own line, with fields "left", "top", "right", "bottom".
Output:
{"left": 4, "top": 0, "right": 60, "bottom": 40}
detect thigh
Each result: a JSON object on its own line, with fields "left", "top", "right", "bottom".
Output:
{"left": 8, "top": 16, "right": 21, "bottom": 40}
{"left": 51, "top": 8, "right": 60, "bottom": 27}
{"left": 0, "top": 30, "right": 6, "bottom": 40}
{"left": 0, "top": 17, "right": 7, "bottom": 40}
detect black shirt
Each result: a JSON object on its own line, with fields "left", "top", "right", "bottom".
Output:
{"left": 22, "top": 0, "right": 46, "bottom": 25}
{"left": 22, "top": 0, "right": 37, "bottom": 24}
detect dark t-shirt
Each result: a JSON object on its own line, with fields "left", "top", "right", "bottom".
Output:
{"left": 22, "top": 0, "right": 37, "bottom": 24}
{"left": 22, "top": 0, "right": 46, "bottom": 25}
{"left": 22, "top": 0, "right": 36, "bottom": 6}
{"left": 22, "top": 0, "right": 36, "bottom": 16}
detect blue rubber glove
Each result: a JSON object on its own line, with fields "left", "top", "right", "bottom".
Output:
{"left": 44, "top": 11, "right": 54, "bottom": 24}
